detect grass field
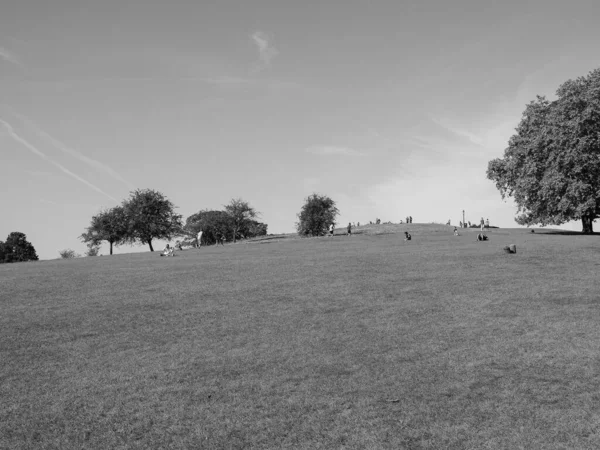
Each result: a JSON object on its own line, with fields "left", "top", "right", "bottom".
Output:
{"left": 2, "top": 224, "right": 600, "bottom": 449}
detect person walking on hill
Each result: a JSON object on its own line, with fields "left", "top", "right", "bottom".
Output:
{"left": 480, "top": 217, "right": 485, "bottom": 231}
{"left": 347, "top": 222, "right": 352, "bottom": 236}
{"left": 409, "top": 216, "right": 413, "bottom": 224}
{"left": 196, "top": 231, "right": 203, "bottom": 248}
{"left": 329, "top": 223, "right": 335, "bottom": 237}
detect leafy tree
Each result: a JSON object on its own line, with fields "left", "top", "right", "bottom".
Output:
{"left": 122, "top": 189, "right": 183, "bottom": 251}
{"left": 296, "top": 193, "right": 339, "bottom": 236}
{"left": 0, "top": 232, "right": 39, "bottom": 263}
{"left": 246, "top": 220, "right": 268, "bottom": 238}
{"left": 184, "top": 210, "right": 233, "bottom": 245}
{"left": 487, "top": 68, "right": 600, "bottom": 233}
{"left": 59, "top": 249, "right": 79, "bottom": 259}
{"left": 80, "top": 206, "right": 128, "bottom": 255}
{"left": 224, "top": 198, "right": 259, "bottom": 243}
{"left": 84, "top": 243, "right": 101, "bottom": 257}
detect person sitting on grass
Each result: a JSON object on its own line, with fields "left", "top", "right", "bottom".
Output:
{"left": 160, "top": 244, "right": 175, "bottom": 256}
{"left": 454, "top": 227, "right": 460, "bottom": 236}
{"left": 404, "top": 231, "right": 411, "bottom": 241}
{"left": 476, "top": 233, "right": 488, "bottom": 242}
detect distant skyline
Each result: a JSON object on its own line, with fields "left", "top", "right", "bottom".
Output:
{"left": 2, "top": 0, "right": 599, "bottom": 259}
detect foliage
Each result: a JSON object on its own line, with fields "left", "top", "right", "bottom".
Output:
{"left": 84, "top": 243, "right": 101, "bottom": 257}
{"left": 184, "top": 206, "right": 267, "bottom": 245}
{"left": 487, "top": 68, "right": 600, "bottom": 233}
{"left": 80, "top": 206, "right": 128, "bottom": 255}
{"left": 296, "top": 193, "right": 339, "bottom": 236}
{"left": 184, "top": 210, "right": 232, "bottom": 245}
{"left": 59, "top": 249, "right": 79, "bottom": 259}
{"left": 224, "top": 198, "right": 259, "bottom": 243}
{"left": 0, "top": 232, "right": 39, "bottom": 263}
{"left": 121, "top": 189, "right": 183, "bottom": 251}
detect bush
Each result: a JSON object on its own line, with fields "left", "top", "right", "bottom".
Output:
{"left": 59, "top": 249, "right": 79, "bottom": 259}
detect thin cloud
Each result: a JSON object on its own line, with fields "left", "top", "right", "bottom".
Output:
{"left": 12, "top": 112, "right": 135, "bottom": 190}
{"left": 0, "top": 118, "right": 119, "bottom": 202}
{"left": 305, "top": 145, "right": 365, "bottom": 156}
{"left": 430, "top": 117, "right": 484, "bottom": 146}
{"left": 251, "top": 31, "right": 279, "bottom": 72}
{"left": 0, "top": 46, "right": 23, "bottom": 67}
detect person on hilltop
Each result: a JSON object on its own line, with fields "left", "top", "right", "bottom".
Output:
{"left": 196, "top": 231, "right": 203, "bottom": 248}
{"left": 347, "top": 222, "right": 352, "bottom": 236}
{"left": 329, "top": 223, "right": 335, "bottom": 237}
{"left": 485, "top": 218, "right": 490, "bottom": 228}
{"left": 480, "top": 217, "right": 485, "bottom": 231}
{"left": 454, "top": 227, "right": 460, "bottom": 236}
{"left": 404, "top": 231, "right": 412, "bottom": 241}
{"left": 409, "top": 216, "right": 413, "bottom": 224}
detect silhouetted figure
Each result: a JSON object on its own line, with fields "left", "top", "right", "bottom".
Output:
{"left": 409, "top": 216, "right": 413, "bottom": 224}
{"left": 347, "top": 222, "right": 352, "bottom": 236}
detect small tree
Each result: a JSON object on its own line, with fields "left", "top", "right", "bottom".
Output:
{"left": 487, "top": 68, "right": 600, "bottom": 233}
{"left": 85, "top": 243, "right": 101, "bottom": 256}
{"left": 296, "top": 193, "right": 339, "bottom": 236}
{"left": 224, "top": 198, "right": 259, "bottom": 243}
{"left": 59, "top": 249, "right": 79, "bottom": 259}
{"left": 122, "top": 189, "right": 183, "bottom": 251}
{"left": 0, "top": 232, "right": 39, "bottom": 263}
{"left": 80, "top": 206, "right": 128, "bottom": 255}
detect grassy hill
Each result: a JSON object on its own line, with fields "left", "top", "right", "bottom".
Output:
{"left": 2, "top": 225, "right": 600, "bottom": 448}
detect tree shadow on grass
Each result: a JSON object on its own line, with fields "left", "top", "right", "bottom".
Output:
{"left": 534, "top": 230, "right": 600, "bottom": 236}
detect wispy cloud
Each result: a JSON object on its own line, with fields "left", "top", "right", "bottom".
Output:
{"left": 430, "top": 117, "right": 484, "bottom": 146}
{"left": 251, "top": 31, "right": 278, "bottom": 72}
{"left": 305, "top": 145, "right": 365, "bottom": 156}
{"left": 12, "top": 112, "right": 135, "bottom": 190}
{"left": 0, "top": 46, "right": 23, "bottom": 67}
{"left": 0, "top": 118, "right": 119, "bottom": 202}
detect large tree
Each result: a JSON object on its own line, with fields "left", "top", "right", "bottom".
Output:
{"left": 122, "top": 189, "right": 183, "bottom": 251}
{"left": 0, "top": 232, "right": 39, "bottom": 263}
{"left": 487, "top": 68, "right": 600, "bottom": 233}
{"left": 296, "top": 193, "right": 339, "bottom": 236}
{"left": 224, "top": 198, "right": 259, "bottom": 243}
{"left": 80, "top": 206, "right": 128, "bottom": 255}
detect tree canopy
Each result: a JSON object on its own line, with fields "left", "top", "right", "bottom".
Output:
{"left": 296, "top": 193, "right": 339, "bottom": 236}
{"left": 487, "top": 68, "right": 600, "bottom": 233}
{"left": 80, "top": 206, "right": 128, "bottom": 255}
{"left": 0, "top": 232, "right": 39, "bottom": 263}
{"left": 121, "top": 189, "right": 183, "bottom": 251}
{"left": 224, "top": 198, "right": 259, "bottom": 243}
{"left": 184, "top": 205, "right": 267, "bottom": 245}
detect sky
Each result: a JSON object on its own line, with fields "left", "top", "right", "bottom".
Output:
{"left": 1, "top": 0, "right": 599, "bottom": 259}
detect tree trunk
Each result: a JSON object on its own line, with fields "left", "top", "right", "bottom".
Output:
{"left": 109, "top": 241, "right": 113, "bottom": 255}
{"left": 582, "top": 216, "right": 594, "bottom": 234}
{"left": 148, "top": 240, "right": 154, "bottom": 251}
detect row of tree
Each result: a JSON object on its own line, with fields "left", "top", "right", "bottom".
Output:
{"left": 0, "top": 232, "right": 39, "bottom": 264}
{"left": 80, "top": 190, "right": 268, "bottom": 254}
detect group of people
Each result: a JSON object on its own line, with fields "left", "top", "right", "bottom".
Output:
{"left": 405, "top": 216, "right": 413, "bottom": 224}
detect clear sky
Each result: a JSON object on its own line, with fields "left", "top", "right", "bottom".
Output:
{"left": 1, "top": 0, "right": 599, "bottom": 259}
